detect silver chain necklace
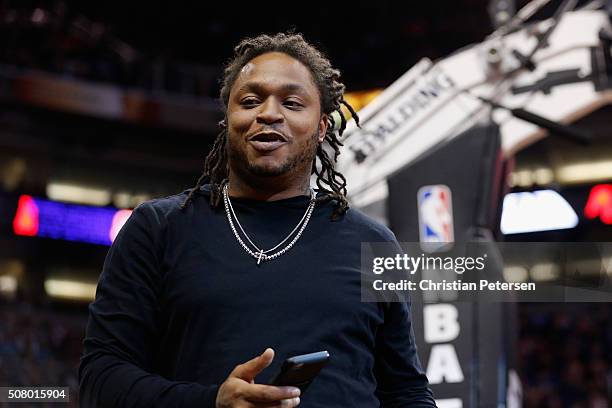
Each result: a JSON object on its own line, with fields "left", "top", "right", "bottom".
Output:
{"left": 222, "top": 183, "right": 316, "bottom": 265}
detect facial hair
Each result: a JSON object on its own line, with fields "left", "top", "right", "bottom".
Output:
{"left": 227, "top": 129, "right": 319, "bottom": 178}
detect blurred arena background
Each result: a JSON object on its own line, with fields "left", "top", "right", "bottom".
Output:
{"left": 0, "top": 0, "right": 610, "bottom": 407}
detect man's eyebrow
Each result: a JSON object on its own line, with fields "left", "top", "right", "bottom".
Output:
{"left": 237, "top": 81, "right": 309, "bottom": 95}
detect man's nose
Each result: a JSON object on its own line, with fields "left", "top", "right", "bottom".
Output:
{"left": 256, "top": 99, "right": 283, "bottom": 124}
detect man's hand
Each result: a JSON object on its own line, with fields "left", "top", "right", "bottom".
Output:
{"left": 216, "top": 348, "right": 301, "bottom": 408}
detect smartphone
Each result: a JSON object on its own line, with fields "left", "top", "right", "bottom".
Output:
{"left": 270, "top": 351, "right": 330, "bottom": 394}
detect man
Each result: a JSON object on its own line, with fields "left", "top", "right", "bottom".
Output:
{"left": 79, "top": 33, "right": 436, "bottom": 408}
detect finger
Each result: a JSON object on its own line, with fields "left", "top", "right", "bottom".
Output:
{"left": 231, "top": 348, "right": 275, "bottom": 382}
{"left": 254, "top": 397, "right": 301, "bottom": 408}
{"left": 280, "top": 398, "right": 301, "bottom": 407}
{"left": 243, "top": 384, "right": 300, "bottom": 402}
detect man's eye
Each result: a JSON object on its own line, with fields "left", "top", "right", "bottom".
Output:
{"left": 284, "top": 100, "right": 303, "bottom": 109}
{"left": 241, "top": 99, "right": 259, "bottom": 107}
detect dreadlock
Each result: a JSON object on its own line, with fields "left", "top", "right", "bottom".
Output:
{"left": 180, "top": 32, "right": 360, "bottom": 220}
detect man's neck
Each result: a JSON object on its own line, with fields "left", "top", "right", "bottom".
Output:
{"left": 227, "top": 172, "right": 311, "bottom": 201}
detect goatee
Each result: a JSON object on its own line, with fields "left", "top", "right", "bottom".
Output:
{"left": 228, "top": 130, "right": 319, "bottom": 177}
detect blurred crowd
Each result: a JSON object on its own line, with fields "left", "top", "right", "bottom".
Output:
{"left": 519, "top": 303, "right": 612, "bottom": 408}
{"left": 0, "top": 4, "right": 221, "bottom": 98}
{"left": 0, "top": 301, "right": 84, "bottom": 407}
{"left": 0, "top": 300, "right": 610, "bottom": 407}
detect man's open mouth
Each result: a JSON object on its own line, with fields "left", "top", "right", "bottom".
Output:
{"left": 248, "top": 132, "right": 288, "bottom": 152}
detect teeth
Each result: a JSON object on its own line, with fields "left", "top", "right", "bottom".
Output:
{"left": 253, "top": 134, "right": 282, "bottom": 142}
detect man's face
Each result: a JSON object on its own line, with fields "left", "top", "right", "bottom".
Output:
{"left": 226, "top": 52, "right": 327, "bottom": 179}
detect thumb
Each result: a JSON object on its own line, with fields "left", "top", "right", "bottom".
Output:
{"left": 231, "top": 348, "right": 275, "bottom": 382}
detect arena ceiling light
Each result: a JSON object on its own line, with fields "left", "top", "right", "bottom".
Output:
{"left": 0, "top": 259, "right": 24, "bottom": 299}
{"left": 508, "top": 167, "right": 554, "bottom": 187}
{"left": 46, "top": 182, "right": 111, "bottom": 206}
{"left": 0, "top": 275, "right": 18, "bottom": 296}
{"left": 500, "top": 189, "right": 578, "bottom": 234}
{"left": 556, "top": 160, "right": 612, "bottom": 185}
{"left": 44, "top": 278, "right": 97, "bottom": 301}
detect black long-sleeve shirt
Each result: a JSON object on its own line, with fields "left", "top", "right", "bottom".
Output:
{"left": 79, "top": 186, "right": 436, "bottom": 407}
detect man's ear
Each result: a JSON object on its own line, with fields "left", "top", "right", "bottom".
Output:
{"left": 318, "top": 113, "right": 329, "bottom": 143}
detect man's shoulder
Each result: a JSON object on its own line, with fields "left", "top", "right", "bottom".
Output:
{"left": 132, "top": 189, "right": 199, "bottom": 223}
{"left": 138, "top": 190, "right": 190, "bottom": 212}
{"left": 343, "top": 206, "right": 397, "bottom": 243}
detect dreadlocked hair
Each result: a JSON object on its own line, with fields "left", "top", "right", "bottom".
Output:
{"left": 180, "top": 32, "right": 360, "bottom": 220}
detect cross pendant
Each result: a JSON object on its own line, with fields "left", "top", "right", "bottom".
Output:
{"left": 257, "top": 250, "right": 264, "bottom": 265}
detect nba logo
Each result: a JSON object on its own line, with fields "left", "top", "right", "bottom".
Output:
{"left": 417, "top": 185, "right": 454, "bottom": 248}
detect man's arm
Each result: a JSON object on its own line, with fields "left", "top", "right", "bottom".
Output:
{"left": 78, "top": 202, "right": 219, "bottom": 408}
{"left": 374, "top": 300, "right": 437, "bottom": 408}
